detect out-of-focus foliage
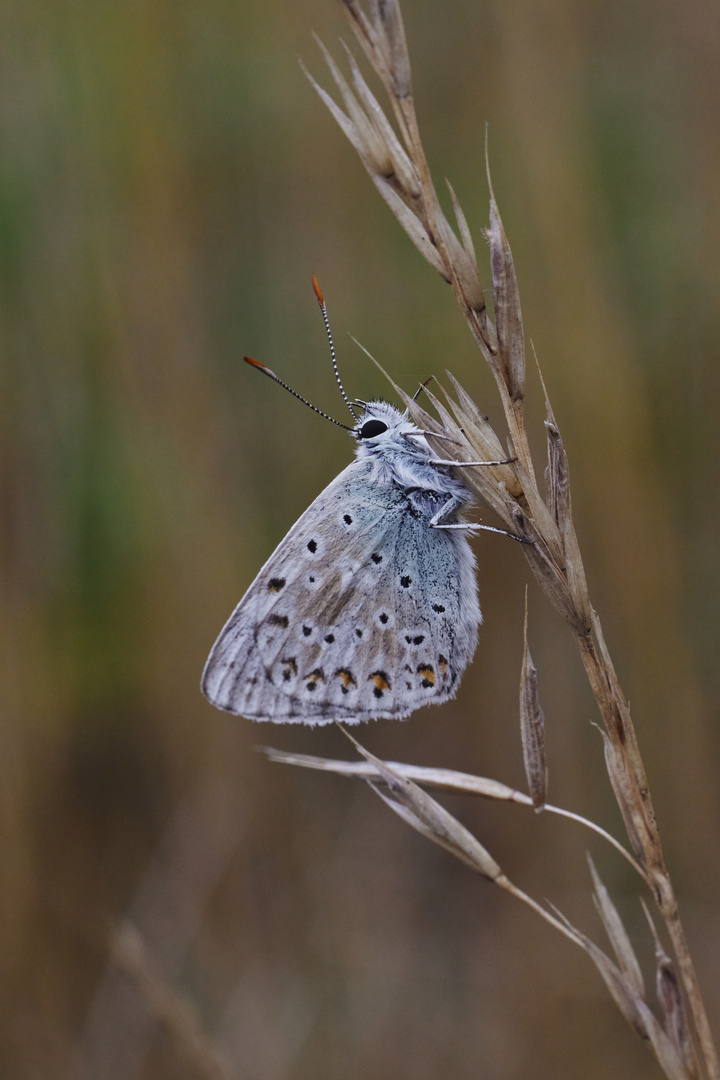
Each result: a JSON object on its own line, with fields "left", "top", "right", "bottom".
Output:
{"left": 1, "top": 1, "right": 718, "bottom": 1077}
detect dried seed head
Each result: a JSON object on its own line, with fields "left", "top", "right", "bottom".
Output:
{"left": 520, "top": 598, "right": 547, "bottom": 810}
{"left": 436, "top": 205, "right": 486, "bottom": 313}
{"left": 372, "top": 177, "right": 448, "bottom": 275}
{"left": 485, "top": 177, "right": 525, "bottom": 401}
{"left": 343, "top": 0, "right": 413, "bottom": 102}
{"left": 304, "top": 45, "right": 393, "bottom": 179}
{"left": 641, "top": 901, "right": 699, "bottom": 1079}
{"left": 572, "top": 931, "right": 649, "bottom": 1039}
{"left": 308, "top": 37, "right": 481, "bottom": 285}
{"left": 548, "top": 908, "right": 692, "bottom": 1077}
{"left": 537, "top": 355, "right": 593, "bottom": 631}
{"left": 340, "top": 40, "right": 421, "bottom": 195}
{"left": 657, "top": 960, "right": 697, "bottom": 1077}
{"left": 521, "top": 538, "right": 585, "bottom": 631}
{"left": 341, "top": 727, "right": 503, "bottom": 880}
{"left": 312, "top": 15, "right": 488, "bottom": 316}
{"left": 588, "top": 854, "right": 644, "bottom": 997}
{"left": 600, "top": 730, "right": 649, "bottom": 865}
{"left": 545, "top": 417, "right": 569, "bottom": 529}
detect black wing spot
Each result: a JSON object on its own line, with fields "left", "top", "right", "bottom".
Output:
{"left": 324, "top": 633, "right": 335, "bottom": 644}
{"left": 343, "top": 514, "right": 353, "bottom": 525}
{"left": 432, "top": 603, "right": 446, "bottom": 613}
{"left": 307, "top": 539, "right": 317, "bottom": 553}
{"left": 371, "top": 553, "right": 383, "bottom": 564}
{"left": 302, "top": 625, "right": 312, "bottom": 637}
{"left": 355, "top": 628, "right": 364, "bottom": 638}
{"left": 400, "top": 575, "right": 411, "bottom": 588}
{"left": 305, "top": 668, "right": 325, "bottom": 691}
{"left": 268, "top": 577, "right": 286, "bottom": 592}
{"left": 268, "top": 614, "right": 289, "bottom": 628}
{"left": 379, "top": 613, "right": 389, "bottom": 625}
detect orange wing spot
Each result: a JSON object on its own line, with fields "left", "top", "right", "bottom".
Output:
{"left": 438, "top": 655, "right": 448, "bottom": 675}
{"left": 417, "top": 664, "right": 436, "bottom": 687}
{"left": 305, "top": 668, "right": 325, "bottom": 683}
{"left": 369, "top": 671, "right": 391, "bottom": 698}
{"left": 335, "top": 668, "right": 357, "bottom": 689}
{"left": 281, "top": 657, "right": 298, "bottom": 675}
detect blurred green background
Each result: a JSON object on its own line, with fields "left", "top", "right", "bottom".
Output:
{"left": 2, "top": 0, "right": 719, "bottom": 1077}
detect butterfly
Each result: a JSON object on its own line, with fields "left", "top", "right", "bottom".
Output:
{"left": 201, "top": 279, "right": 511, "bottom": 726}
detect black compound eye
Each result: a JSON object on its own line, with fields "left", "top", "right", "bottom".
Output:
{"left": 359, "top": 419, "right": 388, "bottom": 439}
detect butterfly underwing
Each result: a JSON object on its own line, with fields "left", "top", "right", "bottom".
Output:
{"left": 201, "top": 399, "right": 482, "bottom": 725}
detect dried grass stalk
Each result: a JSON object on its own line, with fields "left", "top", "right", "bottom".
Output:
{"left": 108, "top": 922, "right": 233, "bottom": 1080}
{"left": 282, "top": 2, "right": 719, "bottom": 1077}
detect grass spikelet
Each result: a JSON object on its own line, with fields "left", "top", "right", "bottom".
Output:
{"left": 520, "top": 594, "right": 547, "bottom": 810}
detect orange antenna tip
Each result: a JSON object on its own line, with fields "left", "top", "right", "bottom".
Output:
{"left": 244, "top": 356, "right": 277, "bottom": 379}
{"left": 311, "top": 274, "right": 324, "bottom": 305}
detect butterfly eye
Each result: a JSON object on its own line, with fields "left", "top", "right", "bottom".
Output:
{"left": 359, "top": 419, "right": 388, "bottom": 439}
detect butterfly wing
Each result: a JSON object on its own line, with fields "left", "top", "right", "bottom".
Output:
{"left": 202, "top": 458, "right": 481, "bottom": 724}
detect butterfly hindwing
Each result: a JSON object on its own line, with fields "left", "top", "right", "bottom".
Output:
{"left": 202, "top": 458, "right": 481, "bottom": 724}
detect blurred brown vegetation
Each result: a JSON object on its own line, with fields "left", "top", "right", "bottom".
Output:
{"left": 2, "top": 0, "right": 719, "bottom": 1077}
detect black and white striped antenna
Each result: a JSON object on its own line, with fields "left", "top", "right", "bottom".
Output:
{"left": 243, "top": 356, "right": 353, "bottom": 431}
{"left": 244, "top": 276, "right": 362, "bottom": 430}
{"left": 312, "top": 274, "right": 359, "bottom": 421}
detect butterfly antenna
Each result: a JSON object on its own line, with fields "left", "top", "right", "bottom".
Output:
{"left": 312, "top": 275, "right": 360, "bottom": 421}
{"left": 244, "top": 357, "right": 353, "bottom": 431}
{"left": 413, "top": 376, "right": 436, "bottom": 402}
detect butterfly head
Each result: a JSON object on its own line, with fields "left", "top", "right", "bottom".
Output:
{"left": 352, "top": 401, "right": 417, "bottom": 451}
{"left": 351, "top": 399, "right": 444, "bottom": 491}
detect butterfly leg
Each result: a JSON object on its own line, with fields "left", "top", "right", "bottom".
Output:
{"left": 427, "top": 494, "right": 463, "bottom": 526}
{"left": 402, "top": 432, "right": 516, "bottom": 466}
{"left": 429, "top": 496, "right": 526, "bottom": 541}
{"left": 427, "top": 456, "right": 516, "bottom": 466}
